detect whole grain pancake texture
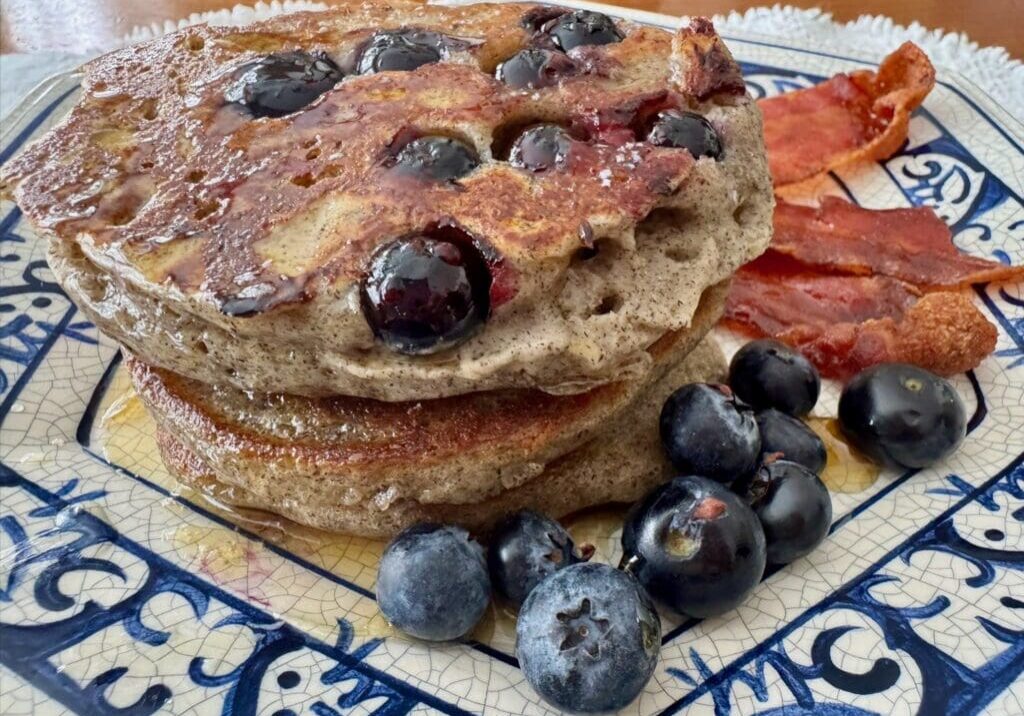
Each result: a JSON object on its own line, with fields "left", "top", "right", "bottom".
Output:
{"left": 129, "top": 281, "right": 727, "bottom": 510}
{"left": 0, "top": 0, "right": 772, "bottom": 401}
{"left": 156, "top": 333, "right": 727, "bottom": 538}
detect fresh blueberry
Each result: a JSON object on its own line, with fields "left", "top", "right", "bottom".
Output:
{"left": 645, "top": 110, "right": 722, "bottom": 160}
{"left": 838, "top": 363, "right": 966, "bottom": 468}
{"left": 545, "top": 10, "right": 624, "bottom": 51}
{"left": 621, "top": 476, "right": 766, "bottom": 618}
{"left": 488, "top": 510, "right": 593, "bottom": 608}
{"left": 376, "top": 523, "right": 490, "bottom": 641}
{"left": 659, "top": 383, "right": 761, "bottom": 484}
{"left": 756, "top": 409, "right": 827, "bottom": 475}
{"left": 357, "top": 29, "right": 446, "bottom": 74}
{"left": 508, "top": 124, "right": 575, "bottom": 172}
{"left": 393, "top": 136, "right": 479, "bottom": 182}
{"left": 360, "top": 235, "right": 491, "bottom": 355}
{"left": 742, "top": 460, "right": 832, "bottom": 564}
{"left": 226, "top": 51, "right": 344, "bottom": 118}
{"left": 496, "top": 48, "right": 577, "bottom": 89}
{"left": 516, "top": 563, "right": 660, "bottom": 713}
{"left": 729, "top": 339, "right": 820, "bottom": 416}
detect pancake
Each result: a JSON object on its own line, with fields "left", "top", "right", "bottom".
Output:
{"left": 2, "top": 2, "right": 772, "bottom": 400}
{"left": 129, "top": 281, "right": 726, "bottom": 508}
{"left": 156, "top": 334, "right": 727, "bottom": 537}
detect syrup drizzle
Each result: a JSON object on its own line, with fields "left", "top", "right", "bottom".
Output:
{"left": 807, "top": 418, "right": 881, "bottom": 493}
{"left": 95, "top": 368, "right": 880, "bottom": 649}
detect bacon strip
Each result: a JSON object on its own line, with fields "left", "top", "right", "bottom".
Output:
{"left": 759, "top": 42, "right": 935, "bottom": 187}
{"left": 723, "top": 253, "right": 998, "bottom": 379}
{"left": 772, "top": 197, "right": 1024, "bottom": 289}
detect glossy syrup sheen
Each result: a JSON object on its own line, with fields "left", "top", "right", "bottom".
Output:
{"left": 1, "top": 2, "right": 705, "bottom": 316}
{"left": 808, "top": 417, "right": 881, "bottom": 493}
{"left": 93, "top": 367, "right": 878, "bottom": 650}
{"left": 94, "top": 365, "right": 393, "bottom": 639}
{"left": 93, "top": 366, "right": 633, "bottom": 650}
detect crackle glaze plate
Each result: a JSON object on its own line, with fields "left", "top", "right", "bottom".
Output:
{"left": 1, "top": 3, "right": 1023, "bottom": 714}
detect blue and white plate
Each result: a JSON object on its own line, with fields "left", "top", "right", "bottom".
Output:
{"left": 1, "top": 4, "right": 1022, "bottom": 714}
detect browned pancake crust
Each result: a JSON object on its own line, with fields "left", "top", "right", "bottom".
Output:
{"left": 0, "top": 2, "right": 771, "bottom": 401}
{"left": 157, "top": 334, "right": 727, "bottom": 537}
{"left": 130, "top": 281, "right": 727, "bottom": 507}
{"left": 1, "top": 1, "right": 735, "bottom": 312}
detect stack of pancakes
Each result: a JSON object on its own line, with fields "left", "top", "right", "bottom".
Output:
{"left": 0, "top": 2, "right": 772, "bottom": 536}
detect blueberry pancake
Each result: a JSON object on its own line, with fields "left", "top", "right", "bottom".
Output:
{"left": 0, "top": 1, "right": 772, "bottom": 401}
{"left": 153, "top": 334, "right": 727, "bottom": 538}
{"left": 128, "top": 280, "right": 726, "bottom": 511}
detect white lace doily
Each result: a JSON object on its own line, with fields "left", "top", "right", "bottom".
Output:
{"left": 2, "top": 2, "right": 1022, "bottom": 120}
{"left": 121, "top": 0, "right": 1024, "bottom": 116}
{"left": 717, "top": 5, "right": 1024, "bottom": 117}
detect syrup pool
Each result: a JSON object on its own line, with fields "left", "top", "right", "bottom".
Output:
{"left": 807, "top": 418, "right": 881, "bottom": 493}
{"left": 93, "top": 361, "right": 881, "bottom": 653}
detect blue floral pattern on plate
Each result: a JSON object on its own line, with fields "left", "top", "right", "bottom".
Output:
{"left": 1, "top": 6, "right": 1021, "bottom": 714}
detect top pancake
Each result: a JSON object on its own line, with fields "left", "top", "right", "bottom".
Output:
{"left": 0, "top": 1, "right": 772, "bottom": 400}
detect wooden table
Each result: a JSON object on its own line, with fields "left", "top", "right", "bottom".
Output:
{"left": 2, "top": 0, "right": 1021, "bottom": 59}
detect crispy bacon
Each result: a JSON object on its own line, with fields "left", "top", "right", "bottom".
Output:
{"left": 724, "top": 253, "right": 998, "bottom": 379}
{"left": 759, "top": 42, "right": 935, "bottom": 187}
{"left": 672, "top": 18, "right": 746, "bottom": 100}
{"left": 772, "top": 197, "right": 1024, "bottom": 289}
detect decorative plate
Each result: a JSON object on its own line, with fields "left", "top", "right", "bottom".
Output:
{"left": 1, "top": 3, "right": 1022, "bottom": 714}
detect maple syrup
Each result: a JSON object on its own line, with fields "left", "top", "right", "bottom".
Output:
{"left": 94, "top": 366, "right": 391, "bottom": 637}
{"left": 95, "top": 366, "right": 879, "bottom": 649}
{"left": 807, "top": 418, "right": 881, "bottom": 493}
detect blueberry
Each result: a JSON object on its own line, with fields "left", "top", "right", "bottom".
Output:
{"left": 394, "top": 136, "right": 479, "bottom": 182}
{"left": 360, "top": 235, "right": 490, "bottom": 354}
{"left": 357, "top": 29, "right": 445, "bottom": 74}
{"left": 742, "top": 460, "right": 832, "bottom": 564}
{"left": 226, "top": 51, "right": 344, "bottom": 118}
{"left": 729, "top": 339, "right": 820, "bottom": 416}
{"left": 645, "top": 110, "right": 722, "bottom": 160}
{"left": 488, "top": 510, "right": 593, "bottom": 608}
{"left": 376, "top": 523, "right": 490, "bottom": 641}
{"left": 508, "top": 124, "right": 575, "bottom": 172}
{"left": 496, "top": 48, "right": 577, "bottom": 89}
{"left": 659, "top": 383, "right": 761, "bottom": 484}
{"left": 838, "top": 363, "right": 966, "bottom": 468}
{"left": 621, "top": 476, "right": 766, "bottom": 618}
{"left": 516, "top": 563, "right": 660, "bottom": 713}
{"left": 756, "top": 409, "right": 827, "bottom": 475}
{"left": 545, "top": 10, "right": 624, "bottom": 51}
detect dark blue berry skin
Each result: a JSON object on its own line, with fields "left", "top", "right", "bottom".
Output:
{"left": 508, "top": 124, "right": 575, "bottom": 172}
{"left": 756, "top": 409, "right": 827, "bottom": 475}
{"left": 545, "top": 11, "right": 624, "bottom": 51}
{"left": 744, "top": 460, "right": 832, "bottom": 565}
{"left": 659, "top": 384, "right": 761, "bottom": 484}
{"left": 496, "top": 48, "right": 577, "bottom": 89}
{"left": 487, "top": 510, "right": 592, "bottom": 608}
{"left": 646, "top": 110, "right": 723, "bottom": 159}
{"left": 621, "top": 476, "right": 766, "bottom": 618}
{"left": 377, "top": 524, "right": 490, "bottom": 641}
{"left": 360, "top": 236, "right": 490, "bottom": 355}
{"left": 393, "top": 137, "right": 479, "bottom": 182}
{"left": 226, "top": 51, "right": 343, "bottom": 117}
{"left": 516, "top": 563, "right": 660, "bottom": 713}
{"left": 729, "top": 340, "right": 820, "bottom": 417}
{"left": 838, "top": 363, "right": 966, "bottom": 468}
{"left": 357, "top": 30, "right": 446, "bottom": 74}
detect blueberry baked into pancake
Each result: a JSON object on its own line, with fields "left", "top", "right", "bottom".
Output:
{"left": 0, "top": 1, "right": 772, "bottom": 536}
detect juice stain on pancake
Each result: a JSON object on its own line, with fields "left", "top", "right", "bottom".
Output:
{"left": 808, "top": 418, "right": 880, "bottom": 493}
